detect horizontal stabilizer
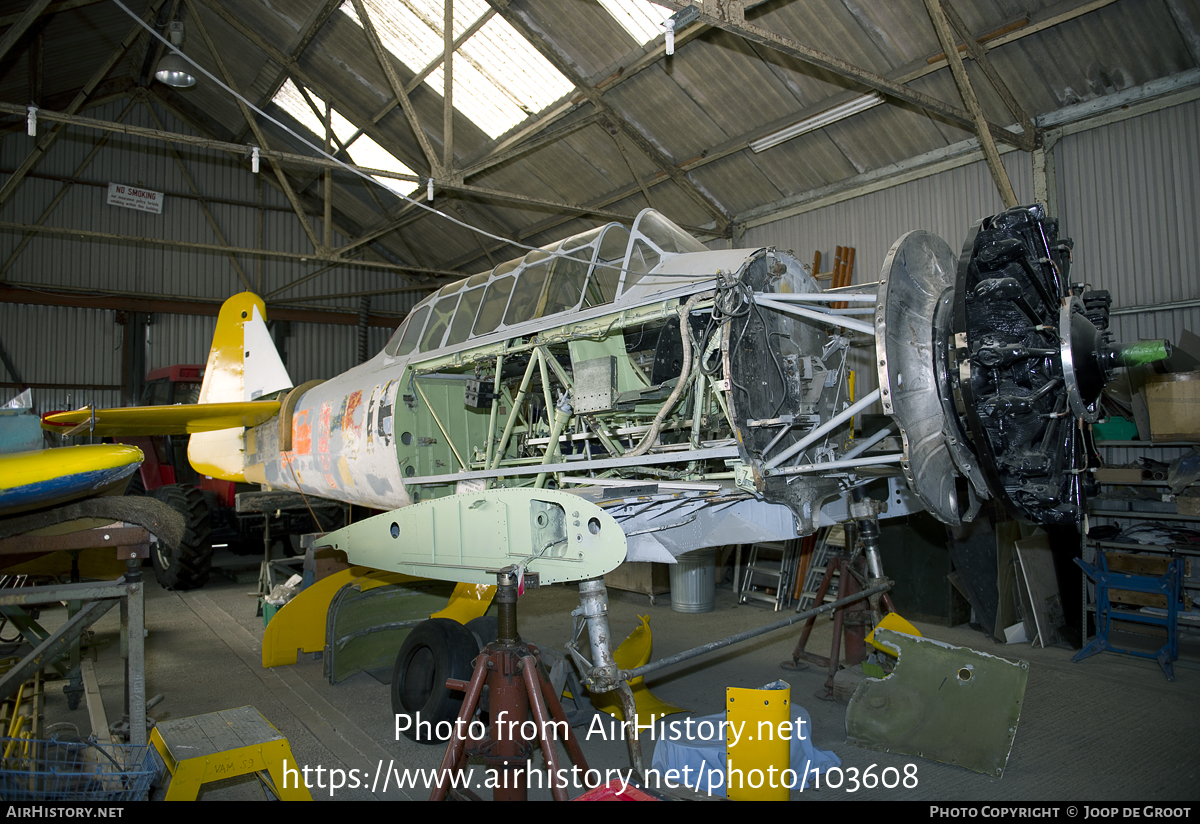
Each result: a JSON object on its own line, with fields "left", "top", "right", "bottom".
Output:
{"left": 42, "top": 401, "right": 281, "bottom": 437}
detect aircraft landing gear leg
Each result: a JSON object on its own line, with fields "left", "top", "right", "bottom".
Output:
{"left": 851, "top": 487, "right": 896, "bottom": 627}
{"left": 431, "top": 566, "right": 590, "bottom": 801}
{"left": 786, "top": 492, "right": 893, "bottom": 700}
{"left": 570, "top": 578, "right": 645, "bottom": 782}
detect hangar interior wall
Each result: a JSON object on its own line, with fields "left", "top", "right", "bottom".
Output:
{"left": 743, "top": 96, "right": 1200, "bottom": 417}
{"left": 2, "top": 97, "right": 1196, "bottom": 433}
{"left": 0, "top": 98, "right": 412, "bottom": 417}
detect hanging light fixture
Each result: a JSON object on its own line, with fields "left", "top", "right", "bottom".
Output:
{"left": 749, "top": 92, "right": 885, "bottom": 153}
{"left": 155, "top": 21, "right": 196, "bottom": 89}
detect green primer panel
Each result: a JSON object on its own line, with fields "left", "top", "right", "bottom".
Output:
{"left": 845, "top": 629, "right": 1029, "bottom": 777}
{"left": 317, "top": 487, "right": 627, "bottom": 586}
{"left": 324, "top": 578, "right": 456, "bottom": 684}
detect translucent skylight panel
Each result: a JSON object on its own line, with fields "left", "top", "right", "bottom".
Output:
{"left": 346, "top": 133, "right": 418, "bottom": 194}
{"left": 428, "top": 16, "right": 574, "bottom": 138}
{"left": 340, "top": 0, "right": 487, "bottom": 72}
{"left": 597, "top": 0, "right": 671, "bottom": 45}
{"left": 339, "top": 0, "right": 574, "bottom": 139}
{"left": 271, "top": 79, "right": 357, "bottom": 146}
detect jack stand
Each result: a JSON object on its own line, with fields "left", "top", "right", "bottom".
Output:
{"left": 431, "top": 567, "right": 590, "bottom": 801}
{"left": 783, "top": 492, "right": 895, "bottom": 700}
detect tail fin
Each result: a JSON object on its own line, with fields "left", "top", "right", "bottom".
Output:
{"left": 198, "top": 292, "right": 292, "bottom": 404}
{"left": 189, "top": 293, "right": 292, "bottom": 481}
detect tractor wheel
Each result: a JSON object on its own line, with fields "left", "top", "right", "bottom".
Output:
{"left": 150, "top": 485, "right": 213, "bottom": 591}
{"left": 391, "top": 618, "right": 479, "bottom": 743}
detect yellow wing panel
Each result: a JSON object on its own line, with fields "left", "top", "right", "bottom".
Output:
{"left": 41, "top": 401, "right": 281, "bottom": 437}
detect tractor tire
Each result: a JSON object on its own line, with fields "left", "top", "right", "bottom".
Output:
{"left": 150, "top": 485, "right": 213, "bottom": 591}
{"left": 391, "top": 618, "right": 479, "bottom": 743}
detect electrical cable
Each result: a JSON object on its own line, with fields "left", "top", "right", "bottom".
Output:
{"left": 109, "top": 0, "right": 717, "bottom": 281}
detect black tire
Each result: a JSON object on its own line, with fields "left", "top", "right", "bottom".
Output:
{"left": 150, "top": 485, "right": 213, "bottom": 591}
{"left": 124, "top": 470, "right": 145, "bottom": 497}
{"left": 391, "top": 619, "right": 479, "bottom": 744}
{"left": 465, "top": 616, "right": 498, "bottom": 651}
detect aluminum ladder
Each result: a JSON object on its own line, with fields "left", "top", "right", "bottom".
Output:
{"left": 739, "top": 540, "right": 800, "bottom": 611}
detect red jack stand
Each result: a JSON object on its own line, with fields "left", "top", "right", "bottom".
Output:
{"left": 431, "top": 567, "right": 590, "bottom": 801}
{"left": 785, "top": 497, "right": 896, "bottom": 700}
{"left": 786, "top": 552, "right": 874, "bottom": 699}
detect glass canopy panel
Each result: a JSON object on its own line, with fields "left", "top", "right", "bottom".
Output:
{"left": 504, "top": 259, "right": 552, "bottom": 327}
{"left": 386, "top": 304, "right": 429, "bottom": 356}
{"left": 420, "top": 292, "right": 459, "bottom": 351}
{"left": 635, "top": 210, "right": 708, "bottom": 255}
{"left": 542, "top": 253, "right": 591, "bottom": 317}
{"left": 473, "top": 276, "right": 514, "bottom": 336}
{"left": 444, "top": 287, "right": 484, "bottom": 347}
{"left": 621, "top": 240, "right": 660, "bottom": 293}
{"left": 597, "top": 223, "right": 631, "bottom": 262}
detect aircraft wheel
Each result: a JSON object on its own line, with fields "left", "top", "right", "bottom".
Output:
{"left": 392, "top": 618, "right": 479, "bottom": 743}
{"left": 150, "top": 485, "right": 213, "bottom": 591}
{"left": 465, "top": 615, "right": 498, "bottom": 651}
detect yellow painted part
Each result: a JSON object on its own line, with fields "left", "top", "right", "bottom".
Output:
{"left": 865, "top": 612, "right": 922, "bottom": 653}
{"left": 0, "top": 444, "right": 141, "bottom": 491}
{"left": 726, "top": 683, "right": 791, "bottom": 801}
{"left": 261, "top": 568, "right": 494, "bottom": 668}
{"left": 41, "top": 402, "right": 280, "bottom": 437}
{"left": 191, "top": 292, "right": 271, "bottom": 481}
{"left": 431, "top": 582, "right": 496, "bottom": 624}
{"left": 200, "top": 292, "right": 265, "bottom": 406}
{"left": 151, "top": 711, "right": 312, "bottom": 801}
{"left": 262, "top": 567, "right": 375, "bottom": 667}
{"left": 1, "top": 547, "right": 127, "bottom": 578}
{"left": 188, "top": 428, "right": 248, "bottom": 483}
{"left": 590, "top": 616, "right": 688, "bottom": 723}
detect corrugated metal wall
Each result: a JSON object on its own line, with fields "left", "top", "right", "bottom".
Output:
{"left": 0, "top": 99, "right": 421, "bottom": 317}
{"left": 0, "top": 303, "right": 121, "bottom": 414}
{"left": 1055, "top": 100, "right": 1200, "bottom": 352}
{"left": 4, "top": 96, "right": 1196, "bottom": 418}
{"left": 743, "top": 96, "right": 1199, "bottom": 408}
{"left": 0, "top": 98, "right": 413, "bottom": 412}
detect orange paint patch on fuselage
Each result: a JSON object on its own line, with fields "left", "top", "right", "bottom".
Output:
{"left": 318, "top": 402, "right": 332, "bottom": 454}
{"left": 291, "top": 410, "right": 311, "bottom": 455}
{"left": 342, "top": 390, "right": 364, "bottom": 455}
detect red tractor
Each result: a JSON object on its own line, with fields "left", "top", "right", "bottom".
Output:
{"left": 122, "top": 365, "right": 343, "bottom": 590}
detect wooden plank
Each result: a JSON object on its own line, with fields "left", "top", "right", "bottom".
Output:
{"left": 1104, "top": 552, "right": 1171, "bottom": 577}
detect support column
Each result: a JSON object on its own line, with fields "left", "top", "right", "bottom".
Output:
{"left": 1032, "top": 133, "right": 1060, "bottom": 220}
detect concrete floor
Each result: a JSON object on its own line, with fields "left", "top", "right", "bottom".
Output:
{"left": 27, "top": 547, "right": 1200, "bottom": 802}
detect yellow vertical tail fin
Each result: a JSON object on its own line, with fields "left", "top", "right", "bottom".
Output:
{"left": 188, "top": 293, "right": 292, "bottom": 481}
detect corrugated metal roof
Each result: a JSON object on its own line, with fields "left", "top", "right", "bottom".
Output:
{"left": 0, "top": 0, "right": 1193, "bottom": 315}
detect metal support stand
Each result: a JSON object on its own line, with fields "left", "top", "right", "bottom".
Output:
{"left": 0, "top": 528, "right": 150, "bottom": 746}
{"left": 1073, "top": 554, "right": 1181, "bottom": 681}
{"left": 567, "top": 577, "right": 645, "bottom": 780}
{"left": 785, "top": 495, "right": 896, "bottom": 700}
{"left": 431, "top": 567, "right": 590, "bottom": 801}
